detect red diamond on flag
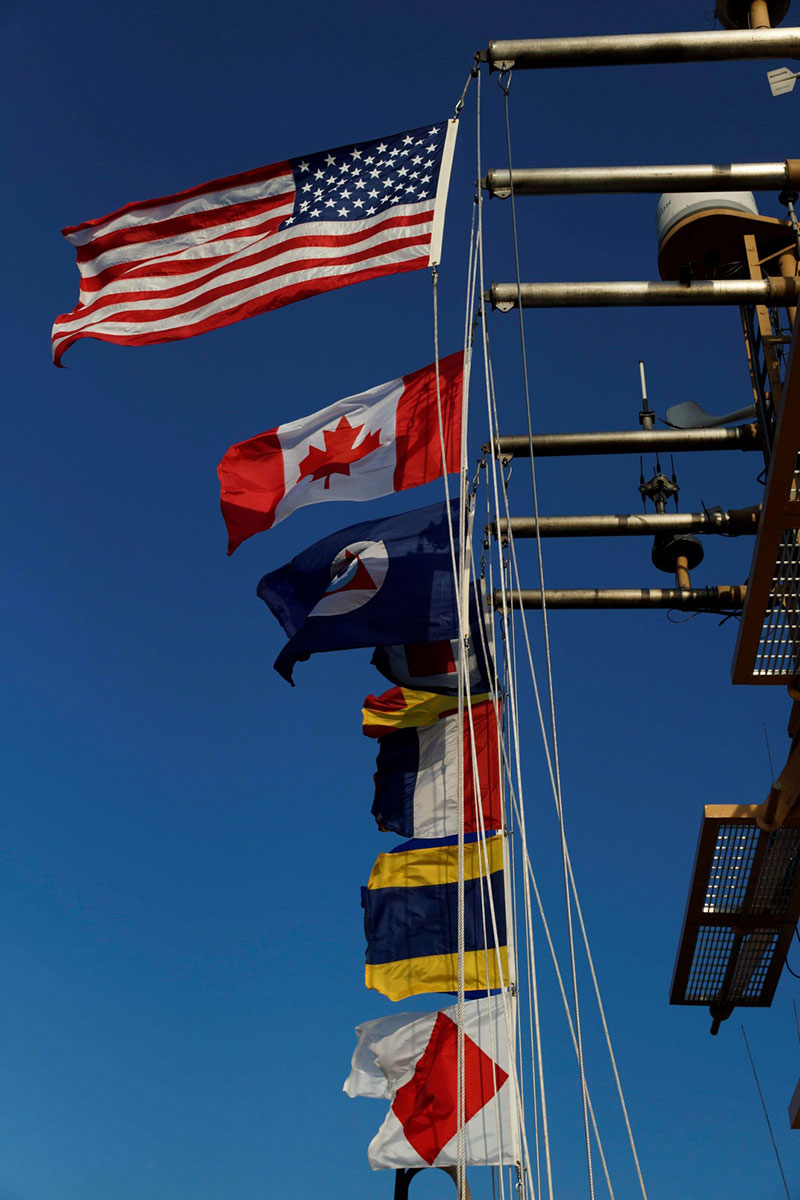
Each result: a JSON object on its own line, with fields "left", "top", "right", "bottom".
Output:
{"left": 390, "top": 1012, "right": 509, "bottom": 1166}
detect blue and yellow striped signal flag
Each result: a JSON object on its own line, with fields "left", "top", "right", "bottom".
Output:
{"left": 362, "top": 833, "right": 508, "bottom": 1002}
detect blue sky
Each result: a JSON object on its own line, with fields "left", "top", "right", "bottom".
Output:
{"left": 5, "top": 0, "right": 800, "bottom": 1196}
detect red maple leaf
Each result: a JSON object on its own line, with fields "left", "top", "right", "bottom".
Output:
{"left": 297, "top": 415, "right": 382, "bottom": 489}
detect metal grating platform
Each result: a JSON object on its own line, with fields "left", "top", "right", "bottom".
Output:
{"left": 671, "top": 805, "right": 800, "bottom": 1029}
{"left": 683, "top": 926, "right": 777, "bottom": 1004}
{"left": 733, "top": 325, "right": 800, "bottom": 683}
{"left": 750, "top": 521, "right": 800, "bottom": 678}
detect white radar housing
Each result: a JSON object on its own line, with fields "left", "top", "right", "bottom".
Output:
{"left": 656, "top": 191, "right": 760, "bottom": 249}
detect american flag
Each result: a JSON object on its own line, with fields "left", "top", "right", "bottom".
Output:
{"left": 51, "top": 121, "right": 457, "bottom": 365}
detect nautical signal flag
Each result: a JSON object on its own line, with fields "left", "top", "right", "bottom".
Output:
{"left": 371, "top": 599, "right": 494, "bottom": 695}
{"left": 344, "top": 995, "right": 519, "bottom": 1170}
{"left": 361, "top": 686, "right": 463, "bottom": 739}
{"left": 257, "top": 499, "right": 460, "bottom": 683}
{"left": 371, "top": 696, "right": 503, "bottom": 839}
{"left": 218, "top": 352, "right": 464, "bottom": 553}
{"left": 362, "top": 833, "right": 508, "bottom": 1001}
{"left": 51, "top": 121, "right": 458, "bottom": 365}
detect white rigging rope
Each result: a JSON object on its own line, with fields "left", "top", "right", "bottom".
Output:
{"left": 504, "top": 600, "right": 617, "bottom": 1200}
{"left": 479, "top": 473, "right": 540, "bottom": 1200}
{"left": 431, "top": 74, "right": 526, "bottom": 1194}
{"left": 431, "top": 58, "right": 650, "bottom": 1200}
{"left": 431, "top": 258, "right": 468, "bottom": 1200}
{"left": 498, "top": 71, "right": 595, "bottom": 1200}
{"left": 488, "top": 286, "right": 651, "bottom": 1200}
{"left": 470, "top": 70, "right": 534, "bottom": 1197}
{"left": 480, "top": 365, "right": 617, "bottom": 1199}
{"left": 471, "top": 95, "right": 650, "bottom": 1193}
{"left": 481, "top": 318, "right": 648, "bottom": 1200}
{"left": 474, "top": 102, "right": 551, "bottom": 1199}
{"left": 470, "top": 501, "right": 623, "bottom": 1200}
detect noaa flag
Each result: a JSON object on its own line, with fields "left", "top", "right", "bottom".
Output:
{"left": 362, "top": 833, "right": 508, "bottom": 1001}
{"left": 371, "top": 696, "right": 502, "bottom": 839}
{"left": 257, "top": 499, "right": 460, "bottom": 683}
{"left": 344, "top": 994, "right": 519, "bottom": 1170}
{"left": 218, "top": 352, "right": 464, "bottom": 553}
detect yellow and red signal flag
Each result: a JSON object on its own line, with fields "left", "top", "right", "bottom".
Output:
{"left": 361, "top": 685, "right": 472, "bottom": 738}
{"left": 218, "top": 352, "right": 463, "bottom": 552}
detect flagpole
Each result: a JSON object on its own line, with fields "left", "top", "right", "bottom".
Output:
{"left": 456, "top": 426, "right": 477, "bottom": 1200}
{"left": 393, "top": 1167, "right": 473, "bottom": 1200}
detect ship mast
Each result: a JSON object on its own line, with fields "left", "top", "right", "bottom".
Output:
{"left": 474, "top": 0, "right": 800, "bottom": 1176}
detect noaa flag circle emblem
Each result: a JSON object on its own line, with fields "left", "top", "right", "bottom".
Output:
{"left": 309, "top": 540, "right": 389, "bottom": 617}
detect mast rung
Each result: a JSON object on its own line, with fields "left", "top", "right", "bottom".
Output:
{"left": 489, "top": 279, "right": 800, "bottom": 310}
{"left": 492, "top": 510, "right": 759, "bottom": 539}
{"left": 494, "top": 586, "right": 746, "bottom": 610}
{"left": 490, "top": 427, "right": 761, "bottom": 457}
{"left": 484, "top": 161, "right": 800, "bottom": 197}
{"left": 485, "top": 29, "right": 800, "bottom": 71}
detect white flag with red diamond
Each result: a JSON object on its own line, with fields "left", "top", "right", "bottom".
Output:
{"left": 344, "top": 994, "right": 518, "bottom": 1170}
{"left": 217, "top": 351, "right": 463, "bottom": 553}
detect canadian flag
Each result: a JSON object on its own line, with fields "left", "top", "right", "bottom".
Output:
{"left": 344, "top": 994, "right": 519, "bottom": 1170}
{"left": 218, "top": 352, "right": 464, "bottom": 553}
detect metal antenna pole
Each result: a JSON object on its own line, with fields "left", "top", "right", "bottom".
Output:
{"left": 638, "top": 361, "right": 654, "bottom": 431}
{"left": 779, "top": 188, "right": 800, "bottom": 256}
{"left": 741, "top": 1026, "right": 792, "bottom": 1199}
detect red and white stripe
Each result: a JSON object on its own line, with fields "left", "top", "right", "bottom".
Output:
{"left": 51, "top": 163, "right": 438, "bottom": 365}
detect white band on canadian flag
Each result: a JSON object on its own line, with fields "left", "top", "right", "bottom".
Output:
{"left": 275, "top": 375, "right": 404, "bottom": 524}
